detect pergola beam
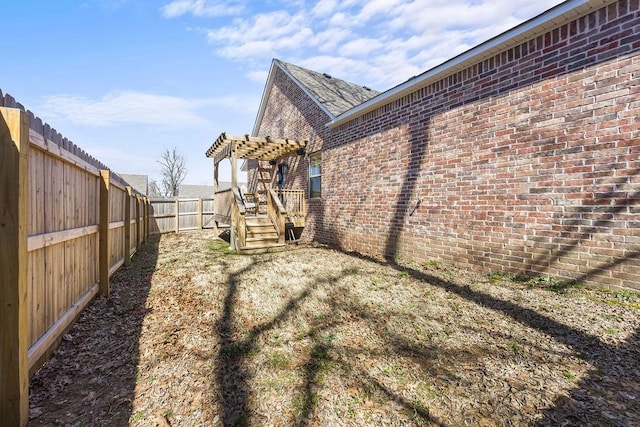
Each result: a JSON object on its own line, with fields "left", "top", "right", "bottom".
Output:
{"left": 206, "top": 133, "right": 307, "bottom": 165}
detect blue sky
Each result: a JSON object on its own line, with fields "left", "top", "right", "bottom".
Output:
{"left": 2, "top": 0, "right": 565, "bottom": 185}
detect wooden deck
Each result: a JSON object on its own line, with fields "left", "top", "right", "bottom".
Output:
{"left": 213, "top": 188, "right": 306, "bottom": 253}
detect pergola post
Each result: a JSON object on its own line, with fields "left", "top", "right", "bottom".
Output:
{"left": 229, "top": 141, "right": 238, "bottom": 250}
{"left": 231, "top": 140, "right": 237, "bottom": 189}
{"left": 213, "top": 161, "right": 219, "bottom": 234}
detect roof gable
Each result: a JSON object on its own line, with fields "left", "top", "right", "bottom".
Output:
{"left": 252, "top": 59, "right": 379, "bottom": 135}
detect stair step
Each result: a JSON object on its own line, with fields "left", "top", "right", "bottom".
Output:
{"left": 246, "top": 218, "right": 272, "bottom": 226}
{"left": 246, "top": 228, "right": 278, "bottom": 236}
{"left": 246, "top": 236, "right": 279, "bottom": 244}
{"left": 246, "top": 233, "right": 278, "bottom": 240}
{"left": 238, "top": 242, "right": 285, "bottom": 254}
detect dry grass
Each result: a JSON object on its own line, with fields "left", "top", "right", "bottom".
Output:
{"left": 29, "top": 230, "right": 640, "bottom": 426}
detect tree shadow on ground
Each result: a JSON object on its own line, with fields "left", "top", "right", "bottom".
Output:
{"left": 351, "top": 252, "right": 640, "bottom": 426}
{"left": 212, "top": 251, "right": 456, "bottom": 426}
{"left": 28, "top": 236, "right": 160, "bottom": 425}
{"left": 212, "top": 256, "right": 337, "bottom": 426}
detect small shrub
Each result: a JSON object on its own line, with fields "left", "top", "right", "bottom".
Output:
{"left": 488, "top": 270, "right": 504, "bottom": 283}
{"left": 614, "top": 290, "right": 637, "bottom": 304}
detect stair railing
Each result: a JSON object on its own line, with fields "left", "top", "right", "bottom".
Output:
{"left": 231, "top": 187, "right": 247, "bottom": 249}
{"left": 267, "top": 189, "right": 287, "bottom": 244}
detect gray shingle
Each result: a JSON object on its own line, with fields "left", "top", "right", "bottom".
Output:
{"left": 277, "top": 60, "right": 380, "bottom": 117}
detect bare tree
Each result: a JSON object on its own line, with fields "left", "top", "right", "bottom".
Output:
{"left": 148, "top": 179, "right": 161, "bottom": 197}
{"left": 158, "top": 147, "right": 187, "bottom": 197}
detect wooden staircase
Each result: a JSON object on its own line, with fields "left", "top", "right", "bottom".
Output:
{"left": 240, "top": 216, "right": 284, "bottom": 253}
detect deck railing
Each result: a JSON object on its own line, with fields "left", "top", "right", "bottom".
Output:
{"left": 275, "top": 189, "right": 305, "bottom": 217}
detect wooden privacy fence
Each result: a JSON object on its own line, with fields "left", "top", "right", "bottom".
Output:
{"left": 149, "top": 198, "right": 215, "bottom": 234}
{"left": 1, "top": 101, "right": 149, "bottom": 425}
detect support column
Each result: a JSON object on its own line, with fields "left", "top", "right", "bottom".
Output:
{"left": 230, "top": 144, "right": 237, "bottom": 250}
{"left": 231, "top": 142, "right": 237, "bottom": 189}
{"left": 0, "top": 107, "right": 29, "bottom": 426}
{"left": 213, "top": 161, "right": 219, "bottom": 235}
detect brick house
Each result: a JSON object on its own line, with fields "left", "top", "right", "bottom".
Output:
{"left": 246, "top": 0, "right": 639, "bottom": 290}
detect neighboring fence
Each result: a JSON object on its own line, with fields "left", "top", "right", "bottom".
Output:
{"left": 149, "top": 198, "right": 215, "bottom": 234}
{"left": 0, "top": 96, "right": 149, "bottom": 425}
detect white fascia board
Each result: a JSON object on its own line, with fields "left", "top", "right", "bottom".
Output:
{"left": 251, "top": 59, "right": 279, "bottom": 137}
{"left": 326, "top": 0, "right": 616, "bottom": 129}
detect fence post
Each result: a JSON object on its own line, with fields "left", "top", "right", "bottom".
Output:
{"left": 135, "top": 195, "right": 142, "bottom": 250}
{"left": 0, "top": 107, "right": 29, "bottom": 426}
{"left": 99, "top": 170, "right": 110, "bottom": 297}
{"left": 124, "top": 186, "right": 132, "bottom": 266}
{"left": 198, "top": 198, "right": 203, "bottom": 230}
{"left": 175, "top": 198, "right": 179, "bottom": 233}
{"left": 144, "top": 197, "right": 149, "bottom": 241}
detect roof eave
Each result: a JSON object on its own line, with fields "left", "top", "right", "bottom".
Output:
{"left": 326, "top": 0, "right": 615, "bottom": 129}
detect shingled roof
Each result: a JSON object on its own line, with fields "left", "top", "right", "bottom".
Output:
{"left": 252, "top": 59, "right": 380, "bottom": 135}
{"left": 276, "top": 60, "right": 380, "bottom": 117}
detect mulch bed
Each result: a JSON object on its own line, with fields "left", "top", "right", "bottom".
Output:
{"left": 29, "top": 230, "right": 640, "bottom": 426}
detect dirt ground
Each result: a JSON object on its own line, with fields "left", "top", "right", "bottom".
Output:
{"left": 29, "top": 230, "right": 639, "bottom": 426}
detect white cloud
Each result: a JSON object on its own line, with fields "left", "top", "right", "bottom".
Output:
{"left": 161, "top": 0, "right": 243, "bottom": 18}
{"left": 206, "top": 10, "right": 315, "bottom": 60}
{"left": 168, "top": 0, "right": 566, "bottom": 89}
{"left": 312, "top": 0, "right": 338, "bottom": 17}
{"left": 309, "top": 28, "right": 352, "bottom": 53}
{"left": 37, "top": 91, "right": 254, "bottom": 128}
{"left": 355, "top": 0, "right": 403, "bottom": 23}
{"left": 338, "top": 38, "right": 384, "bottom": 57}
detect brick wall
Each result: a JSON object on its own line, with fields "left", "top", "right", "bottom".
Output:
{"left": 252, "top": 1, "right": 640, "bottom": 290}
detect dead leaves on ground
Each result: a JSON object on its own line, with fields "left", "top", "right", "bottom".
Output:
{"left": 29, "top": 231, "right": 640, "bottom": 426}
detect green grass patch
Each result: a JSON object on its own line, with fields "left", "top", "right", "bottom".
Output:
{"left": 510, "top": 341, "right": 524, "bottom": 355}
{"left": 562, "top": 370, "right": 576, "bottom": 381}
{"left": 488, "top": 270, "right": 504, "bottom": 283}
{"left": 269, "top": 350, "right": 291, "bottom": 369}
{"left": 208, "top": 238, "right": 232, "bottom": 255}
{"left": 293, "top": 392, "right": 319, "bottom": 417}
{"left": 342, "top": 267, "right": 359, "bottom": 275}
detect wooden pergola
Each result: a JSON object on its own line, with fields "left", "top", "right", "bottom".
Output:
{"left": 205, "top": 132, "right": 307, "bottom": 192}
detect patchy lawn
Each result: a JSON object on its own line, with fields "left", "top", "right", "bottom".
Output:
{"left": 29, "top": 230, "right": 639, "bottom": 426}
